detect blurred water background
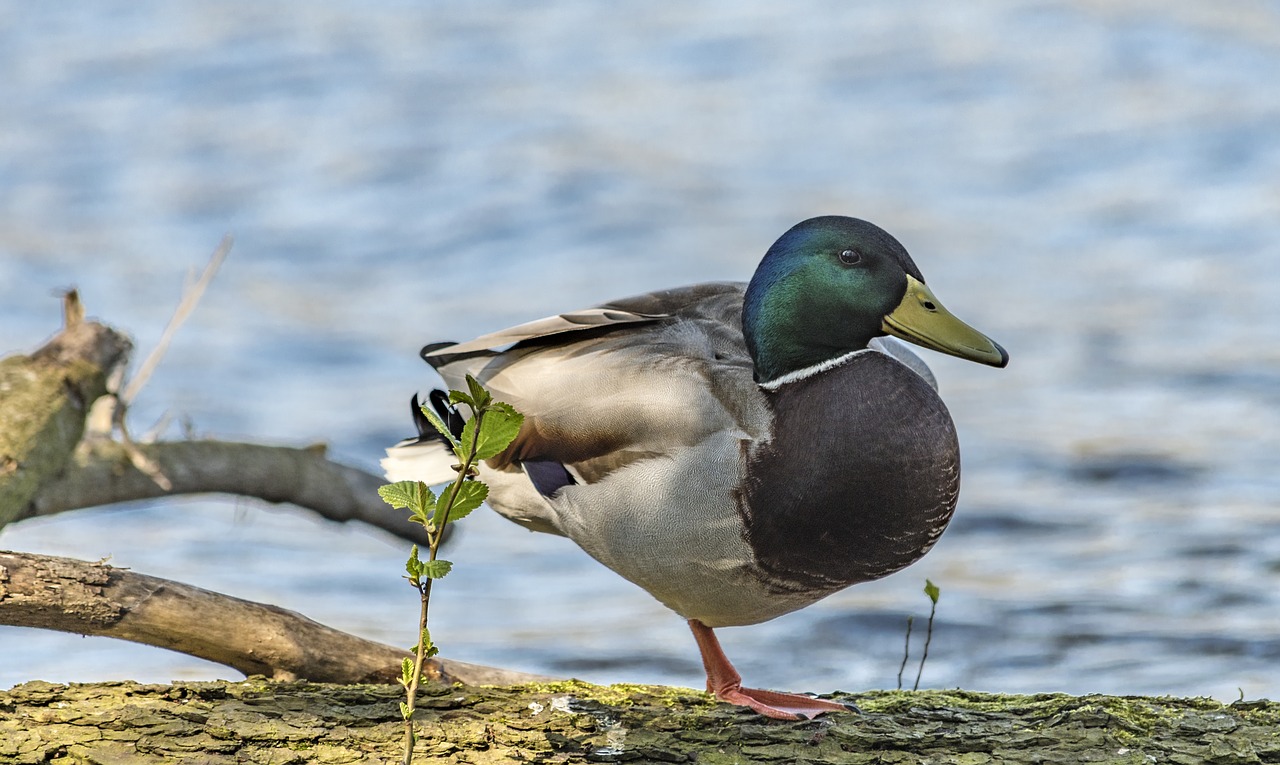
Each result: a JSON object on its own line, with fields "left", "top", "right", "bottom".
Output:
{"left": 2, "top": 2, "right": 1279, "bottom": 700}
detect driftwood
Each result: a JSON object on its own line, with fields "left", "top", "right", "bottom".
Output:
{"left": 0, "top": 550, "right": 541, "bottom": 687}
{"left": 0, "top": 296, "right": 519, "bottom": 686}
{"left": 1, "top": 678, "right": 1277, "bottom": 764}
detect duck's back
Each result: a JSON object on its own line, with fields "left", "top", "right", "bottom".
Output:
{"left": 429, "top": 282, "right": 770, "bottom": 485}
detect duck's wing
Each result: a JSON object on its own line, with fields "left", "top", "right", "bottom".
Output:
{"left": 382, "top": 282, "right": 767, "bottom": 506}
{"left": 424, "top": 308, "right": 663, "bottom": 357}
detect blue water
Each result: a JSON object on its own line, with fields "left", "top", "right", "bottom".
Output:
{"left": 2, "top": 2, "right": 1279, "bottom": 701}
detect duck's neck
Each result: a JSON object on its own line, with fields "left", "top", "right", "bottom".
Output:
{"left": 757, "top": 348, "right": 876, "bottom": 390}
{"left": 742, "top": 301, "right": 880, "bottom": 385}
{"left": 742, "top": 268, "right": 886, "bottom": 385}
{"left": 748, "top": 325, "right": 860, "bottom": 385}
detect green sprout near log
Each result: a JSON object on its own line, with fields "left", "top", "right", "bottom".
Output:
{"left": 896, "top": 615, "right": 915, "bottom": 690}
{"left": 898, "top": 579, "right": 941, "bottom": 691}
{"left": 378, "top": 375, "right": 522, "bottom": 765}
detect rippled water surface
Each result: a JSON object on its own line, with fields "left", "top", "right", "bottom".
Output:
{"left": 2, "top": 2, "right": 1279, "bottom": 700}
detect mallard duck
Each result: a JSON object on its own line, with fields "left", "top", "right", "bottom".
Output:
{"left": 383, "top": 215, "right": 1007, "bottom": 719}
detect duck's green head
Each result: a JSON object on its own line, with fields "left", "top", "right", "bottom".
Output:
{"left": 742, "top": 216, "right": 1008, "bottom": 385}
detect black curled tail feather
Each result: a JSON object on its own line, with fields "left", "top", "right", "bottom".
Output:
{"left": 409, "top": 356, "right": 576, "bottom": 499}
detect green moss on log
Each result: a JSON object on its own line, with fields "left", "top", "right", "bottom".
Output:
{"left": 1, "top": 679, "right": 1277, "bottom": 764}
{"left": 0, "top": 321, "right": 132, "bottom": 528}
{"left": 0, "top": 357, "right": 94, "bottom": 526}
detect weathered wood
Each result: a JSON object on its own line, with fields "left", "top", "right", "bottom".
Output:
{"left": 0, "top": 303, "right": 430, "bottom": 545}
{"left": 0, "top": 679, "right": 1276, "bottom": 764}
{"left": 0, "top": 550, "right": 545, "bottom": 688}
{"left": 0, "top": 315, "right": 133, "bottom": 527}
{"left": 16, "top": 438, "right": 431, "bottom": 545}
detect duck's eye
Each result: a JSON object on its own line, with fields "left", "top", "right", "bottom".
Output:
{"left": 838, "top": 249, "right": 861, "bottom": 265}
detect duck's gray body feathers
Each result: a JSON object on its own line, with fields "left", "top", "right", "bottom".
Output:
{"left": 386, "top": 282, "right": 959, "bottom": 628}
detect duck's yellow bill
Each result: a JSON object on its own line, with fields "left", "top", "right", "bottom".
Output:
{"left": 881, "top": 275, "right": 1008, "bottom": 368}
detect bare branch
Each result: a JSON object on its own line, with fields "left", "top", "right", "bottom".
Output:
{"left": 19, "top": 438, "right": 432, "bottom": 546}
{"left": 119, "top": 234, "right": 233, "bottom": 406}
{"left": 118, "top": 421, "right": 174, "bottom": 491}
{"left": 60, "top": 288, "right": 85, "bottom": 329}
{"left": 0, "top": 550, "right": 547, "bottom": 686}
{"left": 2, "top": 292, "right": 430, "bottom": 545}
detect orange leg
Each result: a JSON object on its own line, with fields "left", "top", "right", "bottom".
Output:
{"left": 688, "top": 619, "right": 857, "bottom": 720}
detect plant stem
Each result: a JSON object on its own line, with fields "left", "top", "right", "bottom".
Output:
{"left": 399, "top": 405, "right": 487, "bottom": 765}
{"left": 400, "top": 578, "right": 432, "bottom": 765}
{"left": 434, "top": 405, "right": 485, "bottom": 532}
{"left": 897, "top": 615, "right": 914, "bottom": 691}
{"left": 912, "top": 600, "right": 936, "bottom": 692}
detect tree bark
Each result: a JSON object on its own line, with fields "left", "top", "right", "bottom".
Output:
{"left": 0, "top": 316, "right": 132, "bottom": 527}
{"left": 1, "top": 679, "right": 1276, "bottom": 764}
{"left": 0, "top": 550, "right": 544, "bottom": 688}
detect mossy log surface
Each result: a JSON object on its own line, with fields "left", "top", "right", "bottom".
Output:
{"left": 1, "top": 679, "right": 1277, "bottom": 764}
{"left": 0, "top": 317, "right": 132, "bottom": 528}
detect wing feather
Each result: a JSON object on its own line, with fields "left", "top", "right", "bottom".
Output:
{"left": 423, "top": 308, "right": 663, "bottom": 357}
{"left": 424, "top": 283, "right": 766, "bottom": 483}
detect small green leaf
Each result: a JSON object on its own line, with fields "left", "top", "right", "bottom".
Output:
{"left": 418, "top": 403, "right": 460, "bottom": 447}
{"left": 465, "top": 374, "right": 492, "bottom": 409}
{"left": 420, "top": 559, "right": 453, "bottom": 579}
{"left": 924, "top": 579, "right": 940, "bottom": 604}
{"left": 400, "top": 657, "right": 414, "bottom": 687}
{"left": 378, "top": 481, "right": 413, "bottom": 510}
{"left": 405, "top": 546, "right": 424, "bottom": 583}
{"left": 449, "top": 389, "right": 475, "bottom": 409}
{"left": 455, "top": 416, "right": 480, "bottom": 461}
{"left": 419, "top": 625, "right": 440, "bottom": 659}
{"left": 437, "top": 481, "right": 488, "bottom": 524}
{"left": 399, "top": 701, "right": 411, "bottom": 720}
{"left": 378, "top": 481, "right": 435, "bottom": 514}
{"left": 472, "top": 401, "right": 523, "bottom": 461}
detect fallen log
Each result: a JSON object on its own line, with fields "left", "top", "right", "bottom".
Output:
{"left": 0, "top": 550, "right": 542, "bottom": 688}
{"left": 0, "top": 678, "right": 1276, "bottom": 764}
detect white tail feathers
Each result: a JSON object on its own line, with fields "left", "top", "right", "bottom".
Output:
{"left": 381, "top": 439, "right": 458, "bottom": 485}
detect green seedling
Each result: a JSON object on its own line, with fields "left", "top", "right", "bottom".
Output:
{"left": 378, "top": 375, "right": 522, "bottom": 765}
